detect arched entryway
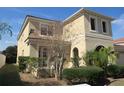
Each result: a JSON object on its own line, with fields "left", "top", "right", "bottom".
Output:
{"left": 73, "top": 47, "right": 79, "bottom": 57}
{"left": 95, "top": 45, "right": 105, "bottom": 51}
{"left": 72, "top": 47, "right": 80, "bottom": 67}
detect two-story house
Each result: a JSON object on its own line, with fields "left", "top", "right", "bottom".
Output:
{"left": 17, "top": 8, "right": 114, "bottom": 67}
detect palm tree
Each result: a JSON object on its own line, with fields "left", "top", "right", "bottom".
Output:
{"left": 83, "top": 47, "right": 118, "bottom": 70}
{"left": 83, "top": 51, "right": 94, "bottom": 66}
{"left": 107, "top": 47, "right": 118, "bottom": 64}
{"left": 0, "top": 22, "right": 12, "bottom": 40}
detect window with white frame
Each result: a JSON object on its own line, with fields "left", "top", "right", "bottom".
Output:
{"left": 41, "top": 24, "right": 53, "bottom": 36}
{"left": 89, "top": 16, "right": 97, "bottom": 31}
{"left": 101, "top": 20, "right": 107, "bottom": 33}
{"left": 41, "top": 24, "right": 48, "bottom": 35}
{"left": 48, "top": 25, "right": 53, "bottom": 36}
{"left": 38, "top": 47, "right": 48, "bottom": 67}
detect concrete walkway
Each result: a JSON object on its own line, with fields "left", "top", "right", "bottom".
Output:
{"left": 108, "top": 78, "right": 124, "bottom": 86}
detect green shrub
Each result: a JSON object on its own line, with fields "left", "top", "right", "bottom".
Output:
{"left": 18, "top": 56, "right": 30, "bottom": 72}
{"left": 18, "top": 56, "right": 47, "bottom": 72}
{"left": 107, "top": 65, "right": 124, "bottom": 78}
{"left": 107, "top": 65, "right": 120, "bottom": 78}
{"left": 118, "top": 65, "right": 124, "bottom": 77}
{"left": 63, "top": 66, "right": 105, "bottom": 85}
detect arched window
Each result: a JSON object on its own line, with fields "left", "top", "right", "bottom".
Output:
{"left": 73, "top": 47, "right": 79, "bottom": 57}
{"left": 95, "top": 45, "right": 105, "bottom": 51}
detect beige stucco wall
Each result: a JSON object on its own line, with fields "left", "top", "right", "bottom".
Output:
{"left": 63, "top": 15, "right": 86, "bottom": 66}
{"left": 17, "top": 22, "right": 30, "bottom": 62}
{"left": 63, "top": 15, "right": 86, "bottom": 58}
{"left": 29, "top": 18, "right": 63, "bottom": 38}
{"left": 0, "top": 54, "right": 6, "bottom": 68}
{"left": 63, "top": 12, "right": 113, "bottom": 57}
{"left": 114, "top": 45, "right": 124, "bottom": 65}
{"left": 28, "top": 18, "right": 63, "bottom": 58}
{"left": 117, "top": 52, "right": 124, "bottom": 65}
{"left": 63, "top": 12, "right": 113, "bottom": 67}
{"left": 85, "top": 34, "right": 113, "bottom": 51}
{"left": 84, "top": 13, "right": 112, "bottom": 36}
{"left": 84, "top": 13, "right": 113, "bottom": 51}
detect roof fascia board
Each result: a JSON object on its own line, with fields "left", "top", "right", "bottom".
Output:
{"left": 63, "top": 8, "right": 114, "bottom": 23}
{"left": 17, "top": 15, "right": 61, "bottom": 40}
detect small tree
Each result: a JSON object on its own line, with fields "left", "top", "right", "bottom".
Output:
{"left": 42, "top": 23, "right": 69, "bottom": 80}
{"left": 26, "top": 57, "right": 39, "bottom": 72}
{"left": 71, "top": 57, "right": 80, "bottom": 68}
{"left": 50, "top": 35, "right": 67, "bottom": 80}
{"left": 71, "top": 48, "right": 80, "bottom": 67}
{"left": 83, "top": 51, "right": 95, "bottom": 66}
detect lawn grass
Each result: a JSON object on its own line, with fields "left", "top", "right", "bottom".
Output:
{"left": 0, "top": 64, "right": 22, "bottom": 86}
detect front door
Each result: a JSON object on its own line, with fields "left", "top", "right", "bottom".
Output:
{"left": 39, "top": 46, "right": 48, "bottom": 67}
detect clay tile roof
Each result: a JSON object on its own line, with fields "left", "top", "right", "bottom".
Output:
{"left": 113, "top": 38, "right": 124, "bottom": 44}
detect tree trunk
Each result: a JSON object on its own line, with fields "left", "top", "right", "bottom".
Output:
{"left": 59, "top": 56, "right": 65, "bottom": 80}
{"left": 54, "top": 58, "right": 59, "bottom": 80}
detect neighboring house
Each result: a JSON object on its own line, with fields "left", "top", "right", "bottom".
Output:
{"left": 17, "top": 8, "right": 114, "bottom": 67}
{"left": 113, "top": 38, "right": 124, "bottom": 64}
{"left": 0, "top": 53, "right": 6, "bottom": 68}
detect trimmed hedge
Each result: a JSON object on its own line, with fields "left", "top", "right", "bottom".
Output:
{"left": 119, "top": 65, "right": 124, "bottom": 76}
{"left": 18, "top": 56, "right": 47, "bottom": 72}
{"left": 107, "top": 65, "right": 124, "bottom": 78}
{"left": 63, "top": 66, "right": 105, "bottom": 85}
{"left": 107, "top": 65, "right": 119, "bottom": 78}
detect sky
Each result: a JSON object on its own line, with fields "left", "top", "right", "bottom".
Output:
{"left": 0, "top": 7, "right": 124, "bottom": 51}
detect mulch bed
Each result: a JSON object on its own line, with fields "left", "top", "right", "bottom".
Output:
{"left": 20, "top": 73, "right": 67, "bottom": 86}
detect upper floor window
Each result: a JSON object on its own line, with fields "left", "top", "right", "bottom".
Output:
{"left": 41, "top": 24, "right": 53, "bottom": 36}
{"left": 48, "top": 26, "right": 53, "bottom": 36}
{"left": 29, "top": 28, "right": 35, "bottom": 35}
{"left": 89, "top": 16, "right": 97, "bottom": 31}
{"left": 102, "top": 21, "right": 107, "bottom": 33}
{"left": 41, "top": 24, "right": 48, "bottom": 35}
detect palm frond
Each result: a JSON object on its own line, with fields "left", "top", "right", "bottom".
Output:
{"left": 0, "top": 22, "right": 12, "bottom": 39}
{"left": 83, "top": 47, "right": 117, "bottom": 68}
